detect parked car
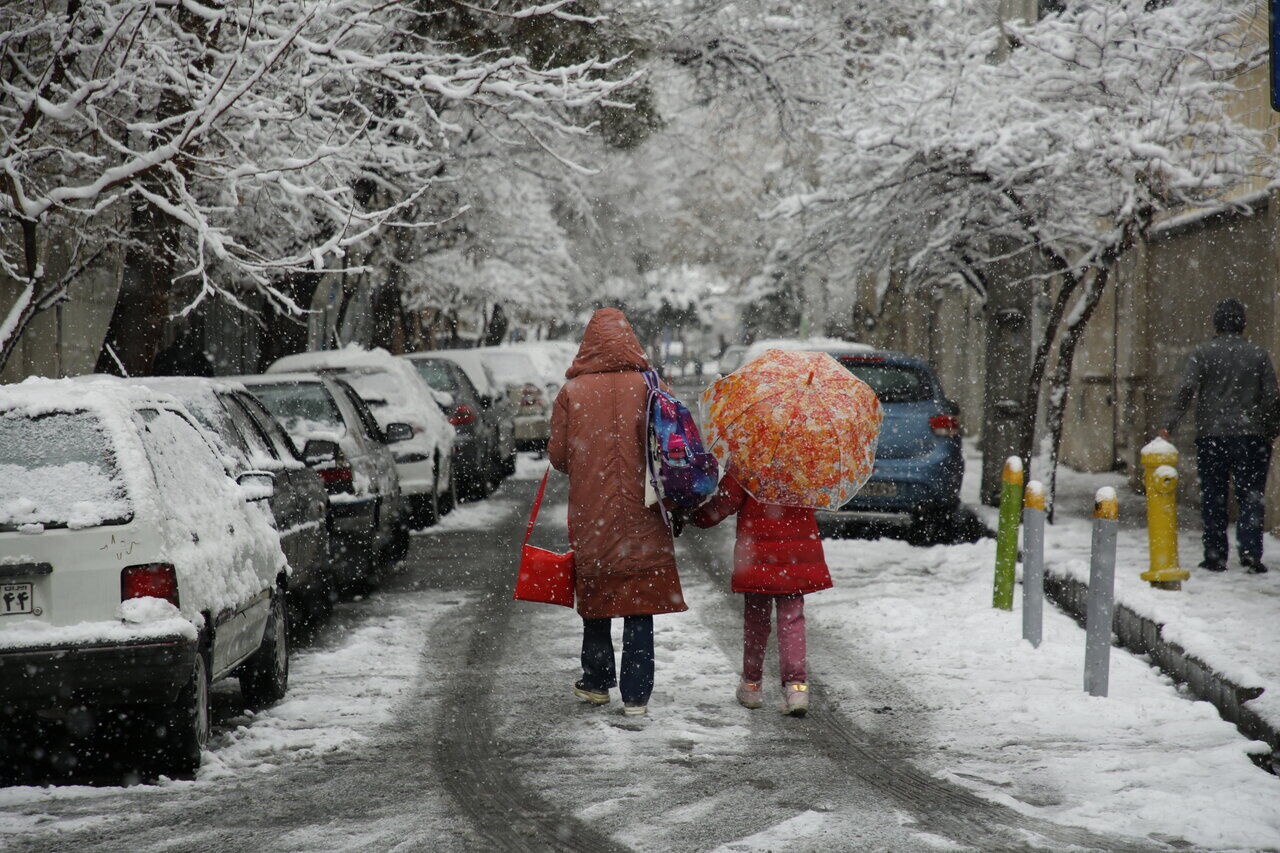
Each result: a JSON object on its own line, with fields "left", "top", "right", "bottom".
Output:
{"left": 267, "top": 349, "right": 456, "bottom": 528}
{"left": 476, "top": 348, "right": 551, "bottom": 452}
{"left": 815, "top": 349, "right": 964, "bottom": 535}
{"left": 237, "top": 373, "right": 407, "bottom": 590}
{"left": 136, "top": 377, "right": 332, "bottom": 625}
{"left": 0, "top": 377, "right": 289, "bottom": 778}
{"left": 404, "top": 355, "right": 498, "bottom": 501}
{"left": 420, "top": 349, "right": 517, "bottom": 478}
{"left": 717, "top": 344, "right": 748, "bottom": 375}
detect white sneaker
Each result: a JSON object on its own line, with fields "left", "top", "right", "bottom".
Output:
{"left": 622, "top": 702, "right": 648, "bottom": 716}
{"left": 782, "top": 682, "right": 809, "bottom": 717}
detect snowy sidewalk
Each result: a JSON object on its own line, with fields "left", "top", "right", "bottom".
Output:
{"left": 962, "top": 443, "right": 1280, "bottom": 771}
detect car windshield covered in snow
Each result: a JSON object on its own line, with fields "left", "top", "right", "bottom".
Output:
{"left": 837, "top": 358, "right": 931, "bottom": 404}
{"left": 250, "top": 382, "right": 344, "bottom": 434}
{"left": 0, "top": 411, "right": 132, "bottom": 530}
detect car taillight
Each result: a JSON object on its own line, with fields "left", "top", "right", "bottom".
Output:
{"left": 448, "top": 405, "right": 477, "bottom": 426}
{"left": 121, "top": 564, "right": 179, "bottom": 608}
{"left": 318, "top": 465, "right": 354, "bottom": 494}
{"left": 930, "top": 414, "right": 961, "bottom": 437}
{"left": 519, "top": 384, "right": 544, "bottom": 408}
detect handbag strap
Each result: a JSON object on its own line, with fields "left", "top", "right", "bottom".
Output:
{"left": 523, "top": 466, "right": 552, "bottom": 547}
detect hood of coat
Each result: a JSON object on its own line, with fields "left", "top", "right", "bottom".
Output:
{"left": 566, "top": 308, "right": 650, "bottom": 379}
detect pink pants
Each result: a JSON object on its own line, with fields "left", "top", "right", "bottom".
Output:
{"left": 742, "top": 592, "right": 807, "bottom": 684}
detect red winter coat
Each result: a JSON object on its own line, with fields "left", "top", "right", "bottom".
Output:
{"left": 548, "top": 308, "right": 686, "bottom": 619}
{"left": 691, "top": 473, "right": 832, "bottom": 595}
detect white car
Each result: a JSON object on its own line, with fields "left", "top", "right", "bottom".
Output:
{"left": 0, "top": 377, "right": 289, "bottom": 778}
{"left": 268, "top": 347, "right": 456, "bottom": 528}
{"left": 476, "top": 348, "right": 552, "bottom": 452}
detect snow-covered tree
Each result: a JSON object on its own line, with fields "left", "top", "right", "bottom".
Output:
{"left": 776, "top": 0, "right": 1272, "bottom": 507}
{"left": 0, "top": 0, "right": 633, "bottom": 371}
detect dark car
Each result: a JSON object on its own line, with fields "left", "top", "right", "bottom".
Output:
{"left": 817, "top": 350, "right": 964, "bottom": 535}
{"left": 138, "top": 377, "right": 332, "bottom": 624}
{"left": 237, "top": 373, "right": 408, "bottom": 593}
{"left": 405, "top": 355, "right": 498, "bottom": 501}
{"left": 421, "top": 349, "right": 517, "bottom": 478}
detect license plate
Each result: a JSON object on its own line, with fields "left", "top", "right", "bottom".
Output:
{"left": 859, "top": 481, "right": 898, "bottom": 498}
{"left": 1, "top": 582, "right": 34, "bottom": 616}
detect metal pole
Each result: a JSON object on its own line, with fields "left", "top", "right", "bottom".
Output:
{"left": 1084, "top": 487, "right": 1119, "bottom": 697}
{"left": 1022, "top": 480, "right": 1046, "bottom": 648}
{"left": 993, "top": 456, "right": 1024, "bottom": 610}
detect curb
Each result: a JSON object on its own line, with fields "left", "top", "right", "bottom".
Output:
{"left": 1043, "top": 568, "right": 1278, "bottom": 774}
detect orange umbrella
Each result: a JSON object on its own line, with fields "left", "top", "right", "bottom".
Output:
{"left": 700, "top": 348, "right": 884, "bottom": 509}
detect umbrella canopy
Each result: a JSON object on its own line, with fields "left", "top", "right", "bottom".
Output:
{"left": 700, "top": 348, "right": 884, "bottom": 509}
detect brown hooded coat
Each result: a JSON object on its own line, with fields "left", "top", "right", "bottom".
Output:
{"left": 548, "top": 309, "right": 687, "bottom": 619}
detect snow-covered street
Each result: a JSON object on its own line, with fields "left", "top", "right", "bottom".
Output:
{"left": 5, "top": 459, "right": 1277, "bottom": 852}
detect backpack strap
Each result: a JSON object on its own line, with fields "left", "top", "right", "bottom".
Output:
{"left": 523, "top": 466, "right": 552, "bottom": 547}
{"left": 641, "top": 371, "right": 672, "bottom": 531}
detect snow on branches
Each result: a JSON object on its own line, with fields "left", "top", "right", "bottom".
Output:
{"left": 774, "top": 0, "right": 1274, "bottom": 506}
{"left": 0, "top": 0, "right": 634, "bottom": 369}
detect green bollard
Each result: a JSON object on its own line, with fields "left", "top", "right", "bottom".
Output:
{"left": 993, "top": 456, "right": 1024, "bottom": 611}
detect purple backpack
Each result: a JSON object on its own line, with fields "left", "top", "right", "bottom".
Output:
{"left": 642, "top": 372, "right": 719, "bottom": 526}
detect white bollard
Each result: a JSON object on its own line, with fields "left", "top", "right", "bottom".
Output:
{"left": 1022, "top": 480, "right": 1046, "bottom": 648}
{"left": 1084, "top": 487, "right": 1119, "bottom": 697}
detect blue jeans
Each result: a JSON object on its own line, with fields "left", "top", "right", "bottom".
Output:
{"left": 580, "top": 616, "right": 654, "bottom": 704}
{"left": 1196, "top": 436, "right": 1271, "bottom": 563}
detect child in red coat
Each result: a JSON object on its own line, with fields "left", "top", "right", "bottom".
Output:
{"left": 692, "top": 470, "right": 832, "bottom": 716}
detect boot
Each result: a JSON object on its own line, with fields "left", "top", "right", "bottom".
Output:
{"left": 782, "top": 682, "right": 809, "bottom": 717}
{"left": 573, "top": 680, "right": 610, "bottom": 705}
{"left": 736, "top": 679, "right": 764, "bottom": 710}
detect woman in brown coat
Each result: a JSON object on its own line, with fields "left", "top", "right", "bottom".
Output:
{"left": 548, "top": 308, "right": 686, "bottom": 716}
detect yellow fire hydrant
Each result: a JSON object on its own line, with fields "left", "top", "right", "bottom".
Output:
{"left": 1140, "top": 438, "right": 1190, "bottom": 590}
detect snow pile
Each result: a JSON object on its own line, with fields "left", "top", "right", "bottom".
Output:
{"left": 414, "top": 498, "right": 516, "bottom": 535}
{"left": 815, "top": 535, "right": 1280, "bottom": 849}
{"left": 0, "top": 611, "right": 198, "bottom": 650}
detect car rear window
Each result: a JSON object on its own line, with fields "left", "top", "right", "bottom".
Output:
{"left": 482, "top": 352, "right": 540, "bottom": 385}
{"left": 837, "top": 359, "right": 932, "bottom": 404}
{"left": 0, "top": 411, "right": 132, "bottom": 530}
{"left": 413, "top": 360, "right": 457, "bottom": 394}
{"left": 249, "top": 383, "right": 343, "bottom": 432}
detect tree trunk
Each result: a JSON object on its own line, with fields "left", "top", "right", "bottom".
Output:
{"left": 95, "top": 195, "right": 178, "bottom": 376}
{"left": 1045, "top": 265, "right": 1111, "bottom": 520}
{"left": 1015, "top": 266, "right": 1081, "bottom": 475}
{"left": 979, "top": 259, "right": 1034, "bottom": 505}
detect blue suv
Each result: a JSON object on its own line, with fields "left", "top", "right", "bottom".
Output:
{"left": 820, "top": 349, "right": 964, "bottom": 531}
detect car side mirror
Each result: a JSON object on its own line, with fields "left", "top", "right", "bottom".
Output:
{"left": 237, "top": 471, "right": 275, "bottom": 501}
{"left": 302, "top": 438, "right": 339, "bottom": 466}
{"left": 384, "top": 422, "right": 414, "bottom": 444}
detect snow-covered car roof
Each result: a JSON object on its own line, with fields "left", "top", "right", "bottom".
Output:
{"left": 500, "top": 341, "right": 576, "bottom": 383}
{"left": 742, "top": 337, "right": 875, "bottom": 364}
{"left": 474, "top": 347, "right": 545, "bottom": 387}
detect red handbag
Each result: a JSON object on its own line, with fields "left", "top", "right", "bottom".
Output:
{"left": 513, "top": 467, "right": 575, "bottom": 608}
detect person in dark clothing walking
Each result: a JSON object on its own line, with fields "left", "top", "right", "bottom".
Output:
{"left": 1160, "top": 298, "right": 1280, "bottom": 574}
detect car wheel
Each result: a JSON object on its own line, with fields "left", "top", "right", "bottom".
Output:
{"left": 154, "top": 638, "right": 210, "bottom": 779}
{"left": 386, "top": 517, "right": 410, "bottom": 564}
{"left": 240, "top": 586, "right": 290, "bottom": 711}
{"left": 501, "top": 451, "right": 517, "bottom": 477}
{"left": 908, "top": 504, "right": 959, "bottom": 546}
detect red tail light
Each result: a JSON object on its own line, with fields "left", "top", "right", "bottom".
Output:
{"left": 448, "top": 405, "right": 477, "bottom": 426}
{"left": 519, "top": 384, "right": 544, "bottom": 408}
{"left": 121, "top": 564, "right": 179, "bottom": 608}
{"left": 318, "top": 465, "right": 354, "bottom": 493}
{"left": 930, "top": 414, "right": 961, "bottom": 437}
